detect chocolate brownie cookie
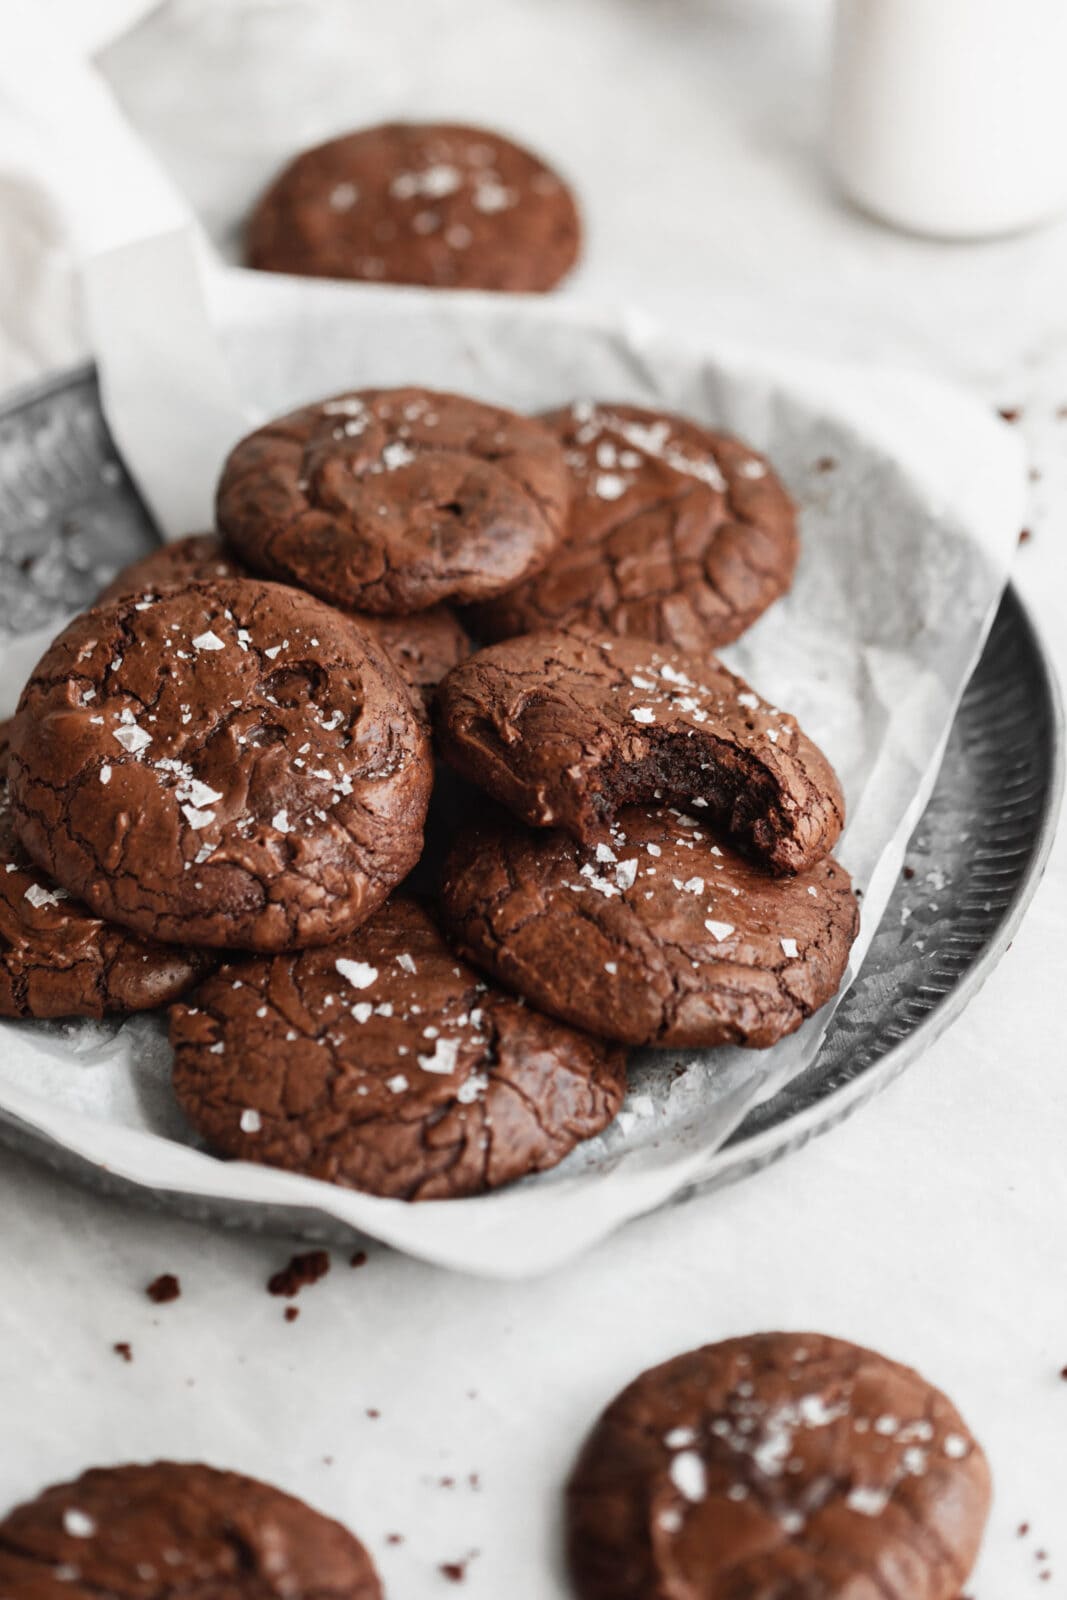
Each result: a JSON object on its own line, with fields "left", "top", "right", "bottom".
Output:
{"left": 216, "top": 388, "right": 571, "bottom": 614}
{"left": 468, "top": 401, "right": 798, "bottom": 650}
{"left": 98, "top": 534, "right": 470, "bottom": 709}
{"left": 0, "top": 1461, "right": 381, "bottom": 1599}
{"left": 96, "top": 533, "right": 242, "bottom": 602}
{"left": 0, "top": 724, "right": 211, "bottom": 1019}
{"left": 566, "top": 1332, "right": 991, "bottom": 1600}
{"left": 442, "top": 808, "right": 857, "bottom": 1048}
{"left": 7, "top": 581, "right": 432, "bottom": 951}
{"left": 245, "top": 121, "right": 580, "bottom": 292}
{"left": 436, "top": 631, "right": 844, "bottom": 874}
{"left": 170, "top": 894, "right": 626, "bottom": 1199}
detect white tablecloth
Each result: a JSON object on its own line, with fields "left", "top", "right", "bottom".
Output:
{"left": 1, "top": 1, "right": 1065, "bottom": 1593}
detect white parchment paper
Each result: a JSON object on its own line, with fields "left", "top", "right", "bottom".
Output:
{"left": 0, "top": 232, "right": 1025, "bottom": 1276}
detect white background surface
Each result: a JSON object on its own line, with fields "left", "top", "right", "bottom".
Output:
{"left": 1, "top": 0, "right": 1066, "bottom": 1593}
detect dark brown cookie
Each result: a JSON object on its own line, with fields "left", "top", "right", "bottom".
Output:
{"left": 468, "top": 402, "right": 798, "bottom": 650}
{"left": 170, "top": 894, "right": 625, "bottom": 1199}
{"left": 96, "top": 533, "right": 242, "bottom": 602}
{"left": 0, "top": 1461, "right": 381, "bottom": 1599}
{"left": 97, "top": 533, "right": 470, "bottom": 709}
{"left": 245, "top": 121, "right": 580, "bottom": 292}
{"left": 442, "top": 807, "right": 857, "bottom": 1048}
{"left": 0, "top": 723, "right": 212, "bottom": 1019}
{"left": 7, "top": 581, "right": 432, "bottom": 952}
{"left": 566, "top": 1332, "right": 991, "bottom": 1600}
{"left": 436, "top": 631, "right": 844, "bottom": 874}
{"left": 216, "top": 388, "right": 571, "bottom": 615}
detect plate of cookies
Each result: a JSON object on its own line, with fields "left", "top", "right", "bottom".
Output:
{"left": 0, "top": 252, "right": 1054, "bottom": 1275}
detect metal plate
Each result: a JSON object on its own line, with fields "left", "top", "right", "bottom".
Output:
{"left": 0, "top": 365, "right": 1061, "bottom": 1244}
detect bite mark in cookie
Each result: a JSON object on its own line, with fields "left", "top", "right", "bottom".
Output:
{"left": 436, "top": 631, "right": 844, "bottom": 874}
{"left": 170, "top": 895, "right": 626, "bottom": 1198}
{"left": 7, "top": 580, "right": 432, "bottom": 951}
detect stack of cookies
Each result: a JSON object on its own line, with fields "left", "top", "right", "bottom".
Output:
{"left": 1, "top": 384, "right": 858, "bottom": 1201}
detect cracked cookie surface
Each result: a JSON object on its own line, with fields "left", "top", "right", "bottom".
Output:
{"left": 7, "top": 580, "right": 432, "bottom": 952}
{"left": 436, "top": 631, "right": 844, "bottom": 873}
{"left": 0, "top": 1460, "right": 381, "bottom": 1599}
{"left": 467, "top": 401, "right": 798, "bottom": 650}
{"left": 566, "top": 1332, "right": 991, "bottom": 1600}
{"left": 99, "top": 532, "right": 470, "bottom": 711}
{"left": 245, "top": 121, "right": 581, "bottom": 292}
{"left": 216, "top": 387, "right": 571, "bottom": 614}
{"left": 170, "top": 894, "right": 626, "bottom": 1199}
{"left": 441, "top": 807, "right": 858, "bottom": 1048}
{"left": 0, "top": 723, "right": 212, "bottom": 1019}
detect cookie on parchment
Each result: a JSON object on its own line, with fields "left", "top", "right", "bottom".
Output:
{"left": 468, "top": 401, "right": 798, "bottom": 651}
{"left": 0, "top": 724, "right": 211, "bottom": 1020}
{"left": 566, "top": 1332, "right": 991, "bottom": 1600}
{"left": 216, "top": 387, "right": 570, "bottom": 614}
{"left": 442, "top": 807, "right": 857, "bottom": 1049}
{"left": 98, "top": 533, "right": 470, "bottom": 710}
{"left": 7, "top": 580, "right": 432, "bottom": 952}
{"left": 436, "top": 631, "right": 844, "bottom": 874}
{"left": 170, "top": 895, "right": 626, "bottom": 1199}
{"left": 0, "top": 1461, "right": 381, "bottom": 1599}
{"left": 246, "top": 121, "right": 581, "bottom": 292}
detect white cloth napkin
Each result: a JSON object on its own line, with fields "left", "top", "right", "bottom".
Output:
{"left": 0, "top": 0, "right": 165, "bottom": 390}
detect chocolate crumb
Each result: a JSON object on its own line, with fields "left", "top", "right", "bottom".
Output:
{"left": 1040, "top": 1573, "right": 1051, "bottom": 1583}
{"left": 113, "top": 1341, "right": 133, "bottom": 1362}
{"left": 998, "top": 407, "right": 1021, "bottom": 422}
{"left": 350, "top": 1250, "right": 368, "bottom": 1269}
{"left": 284, "top": 1306, "right": 300, "bottom": 1323}
{"left": 366, "top": 1408, "right": 380, "bottom": 1419}
{"left": 146, "top": 1274, "right": 181, "bottom": 1304}
{"left": 322, "top": 1456, "right": 334, "bottom": 1466}
{"left": 902, "top": 865, "right": 915, "bottom": 880}
{"left": 439, "top": 1554, "right": 477, "bottom": 1583}
{"left": 386, "top": 1533, "right": 404, "bottom": 1546}
{"left": 440, "top": 1476, "right": 455, "bottom": 1488}
{"left": 1059, "top": 1365, "right": 1067, "bottom": 1379}
{"left": 267, "top": 1249, "right": 330, "bottom": 1298}
{"left": 1019, "top": 527, "right": 1032, "bottom": 544}
{"left": 1037, "top": 1549, "right": 1048, "bottom": 1561}
{"left": 1018, "top": 1522, "right": 1030, "bottom": 1536}
{"left": 814, "top": 455, "right": 837, "bottom": 473}
{"left": 469, "top": 1473, "right": 480, "bottom": 1490}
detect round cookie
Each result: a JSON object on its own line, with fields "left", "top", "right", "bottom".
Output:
{"left": 0, "top": 1460, "right": 381, "bottom": 1599}
{"left": 96, "top": 532, "right": 242, "bottom": 602}
{"left": 442, "top": 807, "right": 857, "bottom": 1048}
{"left": 436, "top": 631, "right": 845, "bottom": 874}
{"left": 216, "top": 387, "right": 571, "bottom": 614}
{"left": 98, "top": 533, "right": 470, "bottom": 709}
{"left": 7, "top": 580, "right": 432, "bottom": 952}
{"left": 0, "top": 724, "right": 212, "bottom": 1019}
{"left": 468, "top": 401, "right": 798, "bottom": 650}
{"left": 245, "top": 121, "right": 581, "bottom": 292}
{"left": 170, "top": 894, "right": 626, "bottom": 1199}
{"left": 566, "top": 1332, "right": 991, "bottom": 1600}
